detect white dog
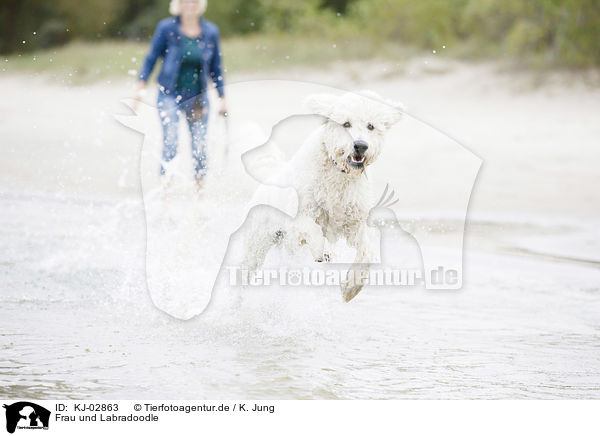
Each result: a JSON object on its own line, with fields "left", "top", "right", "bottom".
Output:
{"left": 241, "top": 90, "right": 403, "bottom": 302}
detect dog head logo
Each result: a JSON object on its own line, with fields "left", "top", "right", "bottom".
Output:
{"left": 115, "top": 80, "right": 481, "bottom": 318}
{"left": 3, "top": 402, "right": 50, "bottom": 434}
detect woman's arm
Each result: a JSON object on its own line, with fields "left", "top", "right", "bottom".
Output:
{"left": 133, "top": 21, "right": 167, "bottom": 110}
{"left": 209, "top": 28, "right": 227, "bottom": 116}
{"left": 139, "top": 21, "right": 167, "bottom": 84}
{"left": 209, "top": 27, "right": 225, "bottom": 99}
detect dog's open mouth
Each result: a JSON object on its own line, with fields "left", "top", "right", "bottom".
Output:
{"left": 347, "top": 153, "right": 366, "bottom": 169}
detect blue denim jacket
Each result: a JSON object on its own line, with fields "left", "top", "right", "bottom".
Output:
{"left": 139, "top": 16, "right": 225, "bottom": 97}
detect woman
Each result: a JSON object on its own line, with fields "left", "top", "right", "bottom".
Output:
{"left": 136, "top": 0, "right": 227, "bottom": 187}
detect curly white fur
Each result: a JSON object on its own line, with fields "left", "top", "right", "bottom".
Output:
{"left": 242, "top": 90, "right": 403, "bottom": 302}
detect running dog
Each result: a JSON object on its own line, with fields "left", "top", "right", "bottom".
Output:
{"left": 242, "top": 90, "right": 403, "bottom": 302}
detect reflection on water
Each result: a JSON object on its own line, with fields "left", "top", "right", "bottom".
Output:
{"left": 1, "top": 192, "right": 599, "bottom": 399}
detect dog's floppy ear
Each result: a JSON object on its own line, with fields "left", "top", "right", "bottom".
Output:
{"left": 384, "top": 104, "right": 404, "bottom": 128}
{"left": 304, "top": 93, "right": 338, "bottom": 119}
{"left": 381, "top": 100, "right": 405, "bottom": 129}
{"left": 358, "top": 90, "right": 404, "bottom": 129}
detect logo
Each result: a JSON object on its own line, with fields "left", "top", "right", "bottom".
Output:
{"left": 3, "top": 402, "right": 50, "bottom": 434}
{"left": 116, "top": 81, "right": 481, "bottom": 318}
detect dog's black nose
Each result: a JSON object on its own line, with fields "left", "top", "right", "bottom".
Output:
{"left": 353, "top": 140, "right": 368, "bottom": 154}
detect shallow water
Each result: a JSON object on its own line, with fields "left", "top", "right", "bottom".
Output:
{"left": 1, "top": 191, "right": 599, "bottom": 399}
{"left": 1, "top": 67, "right": 600, "bottom": 399}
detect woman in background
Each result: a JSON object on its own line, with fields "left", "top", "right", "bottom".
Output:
{"left": 136, "top": 0, "right": 227, "bottom": 189}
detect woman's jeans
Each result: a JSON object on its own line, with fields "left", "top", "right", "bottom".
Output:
{"left": 157, "top": 89, "right": 209, "bottom": 180}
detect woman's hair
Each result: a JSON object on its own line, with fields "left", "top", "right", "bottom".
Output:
{"left": 169, "top": 0, "right": 208, "bottom": 16}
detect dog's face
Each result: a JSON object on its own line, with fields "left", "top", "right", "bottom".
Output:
{"left": 306, "top": 91, "right": 403, "bottom": 174}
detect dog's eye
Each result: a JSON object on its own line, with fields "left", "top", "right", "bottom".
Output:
{"left": 367, "top": 123, "right": 375, "bottom": 131}
{"left": 343, "top": 121, "right": 352, "bottom": 128}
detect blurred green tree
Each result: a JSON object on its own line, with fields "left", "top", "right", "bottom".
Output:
{"left": 0, "top": 0, "right": 60, "bottom": 52}
{"left": 54, "top": 0, "right": 124, "bottom": 38}
{"left": 321, "top": 0, "right": 355, "bottom": 13}
{"left": 1, "top": 0, "right": 598, "bottom": 66}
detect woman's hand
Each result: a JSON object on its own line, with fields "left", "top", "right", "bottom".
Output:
{"left": 132, "top": 81, "right": 147, "bottom": 112}
{"left": 218, "top": 97, "right": 228, "bottom": 117}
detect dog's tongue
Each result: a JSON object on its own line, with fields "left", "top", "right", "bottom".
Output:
{"left": 351, "top": 154, "right": 365, "bottom": 163}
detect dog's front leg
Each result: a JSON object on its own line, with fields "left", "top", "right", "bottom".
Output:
{"left": 314, "top": 211, "right": 332, "bottom": 262}
{"left": 320, "top": 237, "right": 333, "bottom": 262}
{"left": 286, "top": 215, "right": 326, "bottom": 262}
{"left": 341, "top": 224, "right": 374, "bottom": 302}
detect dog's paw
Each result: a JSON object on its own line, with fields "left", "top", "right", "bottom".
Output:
{"left": 341, "top": 280, "right": 364, "bottom": 302}
{"left": 315, "top": 252, "right": 331, "bottom": 263}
